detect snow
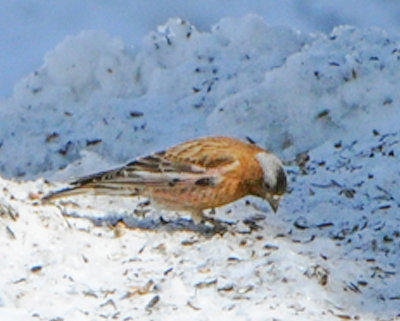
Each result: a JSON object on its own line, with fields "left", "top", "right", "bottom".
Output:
{"left": 1, "top": 10, "right": 400, "bottom": 321}
{"left": 3, "top": 1, "right": 400, "bottom": 98}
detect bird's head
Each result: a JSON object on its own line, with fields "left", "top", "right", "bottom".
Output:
{"left": 255, "top": 151, "right": 287, "bottom": 213}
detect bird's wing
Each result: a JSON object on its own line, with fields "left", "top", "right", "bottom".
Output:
{"left": 73, "top": 146, "right": 237, "bottom": 188}
{"left": 162, "top": 137, "right": 241, "bottom": 169}
{"left": 42, "top": 138, "right": 241, "bottom": 201}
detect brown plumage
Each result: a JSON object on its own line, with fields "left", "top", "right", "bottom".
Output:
{"left": 43, "top": 136, "right": 287, "bottom": 223}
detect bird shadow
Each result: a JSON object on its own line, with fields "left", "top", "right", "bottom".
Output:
{"left": 58, "top": 208, "right": 238, "bottom": 237}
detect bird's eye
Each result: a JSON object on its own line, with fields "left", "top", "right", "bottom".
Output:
{"left": 264, "top": 182, "right": 271, "bottom": 189}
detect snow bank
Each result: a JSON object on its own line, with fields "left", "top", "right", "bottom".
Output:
{"left": 2, "top": 15, "right": 399, "bottom": 180}
{"left": 0, "top": 15, "right": 400, "bottom": 320}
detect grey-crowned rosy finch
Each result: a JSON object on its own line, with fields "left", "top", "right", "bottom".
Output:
{"left": 43, "top": 136, "right": 287, "bottom": 223}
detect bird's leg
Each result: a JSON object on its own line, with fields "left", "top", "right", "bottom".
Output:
{"left": 190, "top": 210, "right": 205, "bottom": 224}
{"left": 192, "top": 210, "right": 228, "bottom": 235}
{"left": 191, "top": 209, "right": 218, "bottom": 226}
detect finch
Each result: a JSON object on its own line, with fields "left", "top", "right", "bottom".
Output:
{"left": 43, "top": 136, "right": 287, "bottom": 223}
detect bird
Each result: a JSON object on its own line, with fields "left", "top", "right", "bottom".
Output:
{"left": 42, "top": 136, "right": 287, "bottom": 224}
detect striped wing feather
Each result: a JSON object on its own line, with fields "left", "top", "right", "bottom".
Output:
{"left": 73, "top": 138, "right": 239, "bottom": 188}
{"left": 43, "top": 137, "right": 241, "bottom": 200}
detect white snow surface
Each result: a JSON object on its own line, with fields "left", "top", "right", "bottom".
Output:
{"left": 3, "top": 0, "right": 400, "bottom": 98}
{"left": 1, "top": 15, "right": 400, "bottom": 321}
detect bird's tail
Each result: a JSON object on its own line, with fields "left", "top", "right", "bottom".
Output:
{"left": 42, "top": 186, "right": 89, "bottom": 202}
{"left": 41, "top": 183, "right": 140, "bottom": 202}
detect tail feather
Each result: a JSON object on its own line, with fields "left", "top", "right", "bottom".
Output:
{"left": 42, "top": 186, "right": 85, "bottom": 202}
{"left": 42, "top": 183, "right": 140, "bottom": 202}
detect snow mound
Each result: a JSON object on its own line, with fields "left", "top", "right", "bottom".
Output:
{"left": 1, "top": 15, "right": 399, "bottom": 179}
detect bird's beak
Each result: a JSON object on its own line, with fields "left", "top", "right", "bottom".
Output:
{"left": 266, "top": 194, "right": 281, "bottom": 213}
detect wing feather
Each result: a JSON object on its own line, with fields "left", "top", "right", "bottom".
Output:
{"left": 43, "top": 137, "right": 242, "bottom": 201}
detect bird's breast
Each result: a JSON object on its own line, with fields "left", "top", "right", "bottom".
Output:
{"left": 147, "top": 178, "right": 246, "bottom": 211}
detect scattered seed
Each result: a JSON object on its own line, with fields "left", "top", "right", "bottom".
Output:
{"left": 242, "top": 218, "right": 262, "bottom": 231}
{"left": 383, "top": 98, "right": 393, "bottom": 105}
{"left": 13, "top": 278, "right": 26, "bottom": 284}
{"left": 320, "top": 253, "right": 328, "bottom": 260}
{"left": 316, "top": 222, "right": 334, "bottom": 229}
{"left": 181, "top": 237, "right": 199, "bottom": 246}
{"left": 357, "top": 280, "right": 368, "bottom": 287}
{"left": 45, "top": 132, "right": 59, "bottom": 143}
{"left": 218, "top": 284, "right": 234, "bottom": 292}
{"left": 100, "top": 298, "right": 116, "bottom": 309}
{"left": 83, "top": 290, "right": 98, "bottom": 298}
{"left": 227, "top": 256, "right": 241, "bottom": 262}
{"left": 346, "top": 282, "right": 361, "bottom": 293}
{"left": 0, "top": 201, "right": 18, "bottom": 220}
{"left": 163, "top": 267, "right": 173, "bottom": 276}
{"left": 275, "top": 233, "right": 286, "bottom": 238}
{"left": 31, "top": 265, "right": 43, "bottom": 273}
{"left": 32, "top": 87, "right": 42, "bottom": 94}
{"left": 383, "top": 235, "right": 394, "bottom": 243}
{"left": 295, "top": 151, "right": 310, "bottom": 170}
{"left": 58, "top": 141, "right": 73, "bottom": 156}
{"left": 145, "top": 295, "right": 160, "bottom": 311}
{"left": 339, "top": 188, "right": 356, "bottom": 198}
{"left": 352, "top": 68, "right": 357, "bottom": 79}
{"left": 195, "top": 278, "right": 217, "bottom": 289}
{"left": 86, "top": 139, "right": 102, "bottom": 146}
{"left": 130, "top": 111, "right": 144, "bottom": 118}
{"left": 187, "top": 300, "right": 201, "bottom": 311}
{"left": 294, "top": 217, "right": 309, "bottom": 230}
{"left": 263, "top": 243, "right": 279, "bottom": 250}
{"left": 237, "top": 285, "right": 254, "bottom": 294}
{"left": 334, "top": 141, "right": 342, "bottom": 149}
{"left": 336, "top": 314, "right": 352, "bottom": 320}
{"left": 6, "top": 226, "right": 16, "bottom": 239}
